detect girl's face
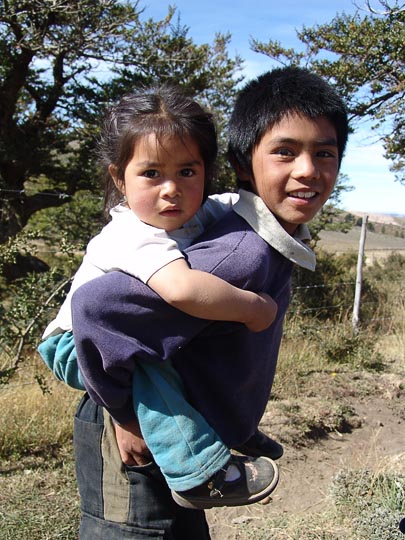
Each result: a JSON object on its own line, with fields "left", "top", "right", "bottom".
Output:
{"left": 111, "top": 134, "right": 205, "bottom": 231}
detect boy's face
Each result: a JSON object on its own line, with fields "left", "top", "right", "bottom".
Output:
{"left": 249, "top": 113, "right": 339, "bottom": 234}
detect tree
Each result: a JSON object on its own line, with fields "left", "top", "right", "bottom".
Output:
{"left": 0, "top": 0, "right": 242, "bottom": 245}
{"left": 251, "top": 0, "right": 405, "bottom": 183}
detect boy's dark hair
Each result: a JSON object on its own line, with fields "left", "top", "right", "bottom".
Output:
{"left": 99, "top": 84, "right": 218, "bottom": 215}
{"left": 228, "top": 66, "right": 349, "bottom": 187}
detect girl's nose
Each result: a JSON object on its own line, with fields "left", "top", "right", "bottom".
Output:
{"left": 161, "top": 179, "right": 180, "bottom": 198}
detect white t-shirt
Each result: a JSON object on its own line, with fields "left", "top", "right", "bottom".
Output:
{"left": 42, "top": 193, "right": 239, "bottom": 338}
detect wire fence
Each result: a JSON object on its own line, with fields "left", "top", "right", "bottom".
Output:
{"left": 3, "top": 241, "right": 405, "bottom": 326}
{"left": 289, "top": 279, "right": 404, "bottom": 330}
{"left": 1, "top": 192, "right": 405, "bottom": 385}
{"left": 1, "top": 270, "right": 404, "bottom": 389}
{"left": 0, "top": 188, "right": 102, "bottom": 201}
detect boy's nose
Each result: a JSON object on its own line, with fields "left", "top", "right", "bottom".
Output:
{"left": 293, "top": 154, "right": 319, "bottom": 179}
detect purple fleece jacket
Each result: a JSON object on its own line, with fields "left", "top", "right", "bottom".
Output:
{"left": 72, "top": 210, "right": 293, "bottom": 447}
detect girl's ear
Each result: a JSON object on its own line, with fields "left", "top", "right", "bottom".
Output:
{"left": 108, "top": 164, "right": 125, "bottom": 195}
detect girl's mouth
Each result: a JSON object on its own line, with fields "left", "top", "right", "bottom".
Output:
{"left": 160, "top": 207, "right": 181, "bottom": 216}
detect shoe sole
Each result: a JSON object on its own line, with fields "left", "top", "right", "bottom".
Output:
{"left": 234, "top": 445, "right": 284, "bottom": 460}
{"left": 233, "top": 435, "right": 284, "bottom": 460}
{"left": 171, "top": 458, "right": 279, "bottom": 510}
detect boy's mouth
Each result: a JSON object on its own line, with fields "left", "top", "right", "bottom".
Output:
{"left": 288, "top": 191, "right": 317, "bottom": 200}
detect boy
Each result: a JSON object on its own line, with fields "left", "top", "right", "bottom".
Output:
{"left": 70, "top": 66, "right": 349, "bottom": 539}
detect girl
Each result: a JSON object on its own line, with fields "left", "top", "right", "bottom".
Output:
{"left": 39, "top": 84, "right": 279, "bottom": 509}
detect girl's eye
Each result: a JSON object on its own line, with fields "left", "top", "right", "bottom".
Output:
{"left": 143, "top": 169, "right": 159, "bottom": 179}
{"left": 180, "top": 168, "right": 195, "bottom": 177}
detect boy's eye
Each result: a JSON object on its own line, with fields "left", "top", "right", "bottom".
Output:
{"left": 143, "top": 169, "right": 159, "bottom": 179}
{"left": 275, "top": 148, "right": 294, "bottom": 157}
{"left": 317, "top": 150, "right": 337, "bottom": 158}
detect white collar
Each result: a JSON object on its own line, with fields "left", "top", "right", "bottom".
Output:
{"left": 233, "top": 189, "right": 316, "bottom": 271}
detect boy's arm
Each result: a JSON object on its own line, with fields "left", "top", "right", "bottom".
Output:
{"left": 147, "top": 259, "right": 277, "bottom": 333}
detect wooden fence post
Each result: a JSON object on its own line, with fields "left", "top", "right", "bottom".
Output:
{"left": 352, "top": 215, "right": 368, "bottom": 332}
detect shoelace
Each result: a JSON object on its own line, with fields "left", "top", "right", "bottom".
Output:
{"left": 209, "top": 459, "right": 241, "bottom": 498}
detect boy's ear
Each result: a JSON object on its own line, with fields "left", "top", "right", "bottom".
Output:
{"left": 109, "top": 164, "right": 125, "bottom": 194}
{"left": 233, "top": 162, "right": 252, "bottom": 183}
{"left": 234, "top": 163, "right": 257, "bottom": 193}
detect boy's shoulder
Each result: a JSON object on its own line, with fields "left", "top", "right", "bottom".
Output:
{"left": 233, "top": 190, "right": 316, "bottom": 271}
{"left": 187, "top": 209, "right": 270, "bottom": 270}
{"left": 194, "top": 192, "right": 239, "bottom": 228}
{"left": 188, "top": 189, "right": 316, "bottom": 271}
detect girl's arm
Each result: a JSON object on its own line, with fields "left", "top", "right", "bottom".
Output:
{"left": 37, "top": 331, "right": 85, "bottom": 390}
{"left": 147, "top": 259, "right": 277, "bottom": 332}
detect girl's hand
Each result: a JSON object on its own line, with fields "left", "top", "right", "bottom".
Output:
{"left": 114, "top": 418, "right": 152, "bottom": 466}
{"left": 244, "top": 292, "right": 278, "bottom": 333}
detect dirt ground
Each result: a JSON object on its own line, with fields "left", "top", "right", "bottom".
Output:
{"left": 206, "top": 369, "right": 405, "bottom": 539}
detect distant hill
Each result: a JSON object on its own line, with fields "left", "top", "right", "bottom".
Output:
{"left": 348, "top": 211, "right": 405, "bottom": 227}
{"left": 317, "top": 211, "right": 405, "bottom": 262}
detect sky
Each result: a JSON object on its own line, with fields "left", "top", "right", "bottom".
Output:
{"left": 140, "top": 0, "right": 404, "bottom": 216}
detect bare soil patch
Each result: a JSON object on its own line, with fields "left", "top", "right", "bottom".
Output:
{"left": 207, "top": 368, "right": 405, "bottom": 539}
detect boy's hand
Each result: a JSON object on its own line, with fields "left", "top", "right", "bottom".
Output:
{"left": 244, "top": 292, "right": 278, "bottom": 333}
{"left": 114, "top": 418, "right": 152, "bottom": 466}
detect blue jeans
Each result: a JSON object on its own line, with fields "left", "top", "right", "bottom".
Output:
{"left": 39, "top": 333, "right": 230, "bottom": 490}
{"left": 74, "top": 393, "right": 211, "bottom": 539}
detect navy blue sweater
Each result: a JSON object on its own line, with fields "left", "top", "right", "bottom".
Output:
{"left": 72, "top": 209, "right": 297, "bottom": 446}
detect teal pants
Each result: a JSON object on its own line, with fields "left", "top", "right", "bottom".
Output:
{"left": 38, "top": 333, "right": 230, "bottom": 491}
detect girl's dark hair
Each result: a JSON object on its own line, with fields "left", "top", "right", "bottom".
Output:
{"left": 228, "top": 66, "right": 349, "bottom": 188}
{"left": 99, "top": 84, "right": 218, "bottom": 215}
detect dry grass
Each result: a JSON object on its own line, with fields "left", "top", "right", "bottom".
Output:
{"left": 0, "top": 443, "right": 80, "bottom": 540}
{"left": 0, "top": 357, "right": 81, "bottom": 539}
{"left": 0, "top": 357, "right": 80, "bottom": 459}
